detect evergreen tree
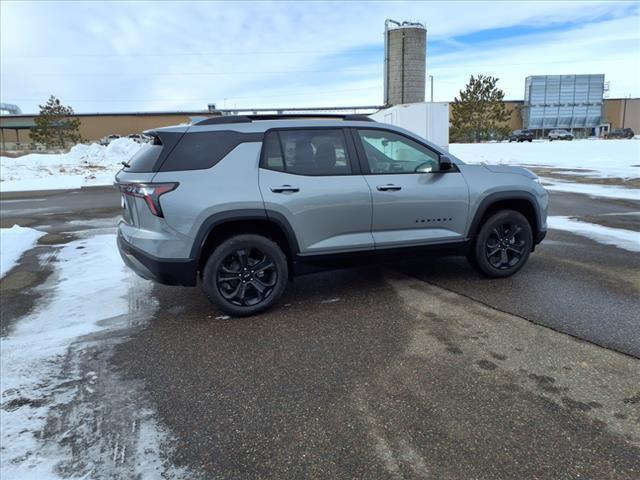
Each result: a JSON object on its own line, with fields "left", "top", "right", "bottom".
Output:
{"left": 450, "top": 75, "right": 512, "bottom": 143}
{"left": 30, "top": 95, "right": 81, "bottom": 148}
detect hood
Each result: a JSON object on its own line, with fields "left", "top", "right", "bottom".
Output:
{"left": 483, "top": 164, "right": 538, "bottom": 180}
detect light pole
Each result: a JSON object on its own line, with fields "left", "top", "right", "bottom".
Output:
{"left": 429, "top": 75, "right": 434, "bottom": 102}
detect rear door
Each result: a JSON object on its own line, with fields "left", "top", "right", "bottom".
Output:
{"left": 258, "top": 128, "right": 374, "bottom": 254}
{"left": 353, "top": 127, "right": 470, "bottom": 249}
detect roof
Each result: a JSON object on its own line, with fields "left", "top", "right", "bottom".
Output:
{"left": 0, "top": 117, "right": 36, "bottom": 129}
{"left": 194, "top": 114, "right": 374, "bottom": 126}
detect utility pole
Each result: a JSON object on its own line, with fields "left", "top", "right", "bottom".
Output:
{"left": 429, "top": 75, "right": 434, "bottom": 102}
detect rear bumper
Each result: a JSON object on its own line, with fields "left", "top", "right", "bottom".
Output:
{"left": 117, "top": 231, "right": 197, "bottom": 286}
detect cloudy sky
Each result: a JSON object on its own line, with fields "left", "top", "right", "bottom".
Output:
{"left": 1, "top": 0, "right": 639, "bottom": 114}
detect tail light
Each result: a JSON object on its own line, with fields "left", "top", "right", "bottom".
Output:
{"left": 118, "top": 182, "right": 178, "bottom": 217}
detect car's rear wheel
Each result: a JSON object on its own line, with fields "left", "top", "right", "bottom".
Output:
{"left": 468, "top": 210, "right": 533, "bottom": 278}
{"left": 201, "top": 234, "right": 288, "bottom": 316}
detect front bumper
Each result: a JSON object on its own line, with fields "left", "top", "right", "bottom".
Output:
{"left": 117, "top": 231, "right": 197, "bottom": 286}
{"left": 535, "top": 229, "right": 547, "bottom": 245}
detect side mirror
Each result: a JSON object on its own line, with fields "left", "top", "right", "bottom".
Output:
{"left": 439, "top": 154, "right": 453, "bottom": 171}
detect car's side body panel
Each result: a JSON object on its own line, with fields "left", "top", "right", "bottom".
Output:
{"left": 143, "top": 142, "right": 265, "bottom": 259}
{"left": 363, "top": 171, "right": 470, "bottom": 247}
{"left": 259, "top": 167, "right": 374, "bottom": 254}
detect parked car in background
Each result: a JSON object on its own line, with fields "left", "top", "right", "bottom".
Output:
{"left": 127, "top": 134, "right": 149, "bottom": 143}
{"left": 508, "top": 129, "right": 534, "bottom": 142}
{"left": 605, "top": 128, "right": 635, "bottom": 139}
{"left": 115, "top": 115, "right": 548, "bottom": 316}
{"left": 548, "top": 129, "right": 574, "bottom": 141}
{"left": 100, "top": 134, "right": 121, "bottom": 146}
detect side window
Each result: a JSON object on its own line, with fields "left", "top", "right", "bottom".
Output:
{"left": 160, "top": 131, "right": 258, "bottom": 172}
{"left": 262, "top": 131, "right": 285, "bottom": 171}
{"left": 357, "top": 129, "right": 440, "bottom": 174}
{"left": 261, "top": 129, "right": 353, "bottom": 176}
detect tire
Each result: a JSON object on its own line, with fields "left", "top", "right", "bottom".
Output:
{"left": 528, "top": 139, "right": 532, "bottom": 142}
{"left": 468, "top": 210, "right": 533, "bottom": 278}
{"left": 201, "top": 234, "right": 288, "bottom": 316}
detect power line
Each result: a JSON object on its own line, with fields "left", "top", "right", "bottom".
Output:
{"left": 1, "top": 48, "right": 382, "bottom": 59}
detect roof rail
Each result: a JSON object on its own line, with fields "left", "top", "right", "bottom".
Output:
{"left": 194, "top": 114, "right": 374, "bottom": 126}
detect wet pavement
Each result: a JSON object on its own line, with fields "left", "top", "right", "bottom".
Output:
{"left": 1, "top": 185, "right": 639, "bottom": 479}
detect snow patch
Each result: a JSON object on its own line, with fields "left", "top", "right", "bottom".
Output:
{"left": 0, "top": 225, "right": 45, "bottom": 277}
{"left": 548, "top": 216, "right": 640, "bottom": 252}
{"left": 450, "top": 139, "right": 640, "bottom": 179}
{"left": 541, "top": 179, "right": 640, "bottom": 201}
{"left": 0, "top": 138, "right": 142, "bottom": 192}
{"left": 1, "top": 233, "right": 190, "bottom": 479}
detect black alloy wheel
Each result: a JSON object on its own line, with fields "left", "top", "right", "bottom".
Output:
{"left": 485, "top": 222, "right": 526, "bottom": 270}
{"left": 201, "top": 234, "right": 288, "bottom": 316}
{"left": 468, "top": 210, "right": 533, "bottom": 278}
{"left": 216, "top": 248, "right": 277, "bottom": 306}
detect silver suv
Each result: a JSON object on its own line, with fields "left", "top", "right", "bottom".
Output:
{"left": 116, "top": 115, "right": 548, "bottom": 316}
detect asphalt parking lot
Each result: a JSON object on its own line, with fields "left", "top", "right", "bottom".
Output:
{"left": 1, "top": 186, "right": 639, "bottom": 479}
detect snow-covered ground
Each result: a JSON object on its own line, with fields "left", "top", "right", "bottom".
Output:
{"left": 451, "top": 139, "right": 640, "bottom": 179}
{"left": 548, "top": 216, "right": 640, "bottom": 253}
{"left": 0, "top": 138, "right": 141, "bottom": 192}
{"left": 0, "top": 229, "right": 190, "bottom": 479}
{"left": 542, "top": 178, "right": 640, "bottom": 201}
{"left": 0, "top": 225, "right": 45, "bottom": 277}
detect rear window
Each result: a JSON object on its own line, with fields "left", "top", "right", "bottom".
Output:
{"left": 159, "top": 131, "right": 262, "bottom": 172}
{"left": 125, "top": 142, "right": 163, "bottom": 172}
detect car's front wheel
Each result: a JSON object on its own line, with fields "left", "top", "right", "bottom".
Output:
{"left": 201, "top": 234, "right": 288, "bottom": 316}
{"left": 468, "top": 210, "right": 533, "bottom": 278}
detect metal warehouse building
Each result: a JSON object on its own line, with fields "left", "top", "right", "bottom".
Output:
{"left": 522, "top": 74, "right": 605, "bottom": 135}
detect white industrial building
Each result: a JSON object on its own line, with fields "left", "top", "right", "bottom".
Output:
{"left": 370, "top": 102, "right": 450, "bottom": 151}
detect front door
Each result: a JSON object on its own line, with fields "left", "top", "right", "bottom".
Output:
{"left": 354, "top": 128, "right": 469, "bottom": 248}
{"left": 259, "top": 128, "right": 373, "bottom": 254}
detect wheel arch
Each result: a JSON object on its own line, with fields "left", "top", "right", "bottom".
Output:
{"left": 192, "top": 209, "right": 299, "bottom": 278}
{"left": 469, "top": 192, "right": 541, "bottom": 247}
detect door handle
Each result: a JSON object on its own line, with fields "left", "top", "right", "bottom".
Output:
{"left": 270, "top": 185, "right": 299, "bottom": 193}
{"left": 376, "top": 184, "right": 402, "bottom": 192}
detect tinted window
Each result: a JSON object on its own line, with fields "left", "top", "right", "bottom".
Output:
{"left": 262, "top": 129, "right": 353, "bottom": 176}
{"left": 125, "top": 142, "right": 163, "bottom": 172}
{"left": 160, "top": 131, "right": 262, "bottom": 171}
{"left": 261, "top": 131, "right": 285, "bottom": 171}
{"left": 357, "top": 129, "right": 439, "bottom": 174}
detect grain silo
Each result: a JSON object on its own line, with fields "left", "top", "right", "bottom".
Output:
{"left": 384, "top": 19, "right": 426, "bottom": 106}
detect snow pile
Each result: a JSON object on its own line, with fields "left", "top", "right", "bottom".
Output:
{"left": 451, "top": 139, "right": 640, "bottom": 179}
{"left": 0, "top": 138, "right": 142, "bottom": 192}
{"left": 0, "top": 225, "right": 45, "bottom": 277}
{"left": 548, "top": 216, "right": 640, "bottom": 252}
